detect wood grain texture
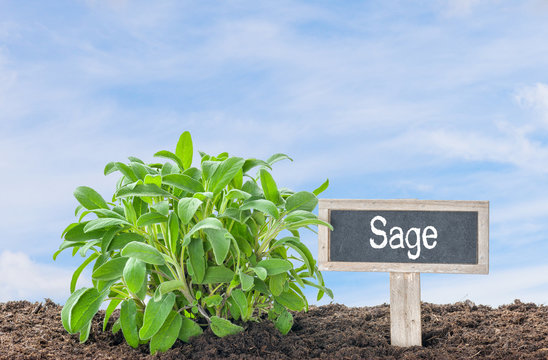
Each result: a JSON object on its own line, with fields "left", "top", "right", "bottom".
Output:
{"left": 317, "top": 199, "right": 489, "bottom": 274}
{"left": 390, "top": 272, "right": 421, "bottom": 347}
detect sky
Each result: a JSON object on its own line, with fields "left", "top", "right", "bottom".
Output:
{"left": 1, "top": 0, "right": 548, "bottom": 307}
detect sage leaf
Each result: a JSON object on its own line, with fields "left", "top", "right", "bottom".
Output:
{"left": 240, "top": 199, "right": 279, "bottom": 219}
{"left": 274, "top": 309, "right": 293, "bottom": 335}
{"left": 256, "top": 259, "right": 293, "bottom": 275}
{"left": 150, "top": 311, "right": 182, "bottom": 355}
{"left": 122, "top": 241, "right": 165, "bottom": 265}
{"left": 259, "top": 169, "right": 280, "bottom": 204}
{"left": 285, "top": 191, "right": 318, "bottom": 212}
{"left": 120, "top": 299, "right": 140, "bottom": 348}
{"left": 92, "top": 257, "right": 128, "bottom": 281}
{"left": 123, "top": 257, "right": 146, "bottom": 294}
{"left": 139, "top": 292, "right": 176, "bottom": 340}
{"left": 210, "top": 316, "right": 243, "bottom": 337}
{"left": 69, "top": 287, "right": 106, "bottom": 332}
{"left": 178, "top": 317, "right": 203, "bottom": 343}
{"left": 175, "top": 131, "right": 193, "bottom": 170}
{"left": 177, "top": 197, "right": 202, "bottom": 224}
{"left": 74, "top": 186, "right": 109, "bottom": 210}
{"left": 188, "top": 238, "right": 205, "bottom": 284}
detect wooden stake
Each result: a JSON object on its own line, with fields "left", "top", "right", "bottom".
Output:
{"left": 390, "top": 272, "right": 422, "bottom": 346}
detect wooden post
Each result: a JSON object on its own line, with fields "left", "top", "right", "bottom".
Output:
{"left": 390, "top": 272, "right": 421, "bottom": 346}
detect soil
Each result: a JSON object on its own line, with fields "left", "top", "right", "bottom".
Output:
{"left": 1, "top": 299, "right": 547, "bottom": 359}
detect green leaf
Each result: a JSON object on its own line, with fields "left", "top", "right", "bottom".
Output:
{"left": 156, "top": 280, "right": 185, "bottom": 296}
{"left": 123, "top": 257, "right": 146, "bottom": 294}
{"left": 122, "top": 241, "right": 165, "bottom": 265}
{"left": 84, "top": 218, "right": 130, "bottom": 233}
{"left": 128, "top": 156, "right": 145, "bottom": 164}
{"left": 92, "top": 257, "right": 128, "bottom": 281}
{"left": 182, "top": 218, "right": 224, "bottom": 246}
{"left": 71, "top": 253, "right": 99, "bottom": 293}
{"left": 192, "top": 191, "right": 213, "bottom": 201}
{"left": 312, "top": 178, "right": 329, "bottom": 196}
{"left": 74, "top": 186, "right": 109, "bottom": 210}
{"left": 201, "top": 160, "right": 220, "bottom": 181}
{"left": 267, "top": 153, "right": 293, "bottom": 166}
{"left": 210, "top": 316, "right": 243, "bottom": 337}
{"left": 286, "top": 218, "right": 333, "bottom": 231}
{"left": 240, "top": 199, "right": 279, "bottom": 219}
{"left": 284, "top": 210, "right": 317, "bottom": 223}
{"left": 259, "top": 169, "right": 280, "bottom": 205}
{"left": 242, "top": 158, "right": 272, "bottom": 174}
{"left": 242, "top": 180, "right": 263, "bottom": 197}
{"left": 275, "top": 289, "right": 305, "bottom": 311}
{"left": 274, "top": 309, "right": 293, "bottom": 335}
{"left": 269, "top": 273, "right": 285, "bottom": 296}
{"left": 104, "top": 162, "right": 117, "bottom": 175}
{"left": 154, "top": 150, "right": 184, "bottom": 170}
{"left": 178, "top": 317, "right": 203, "bottom": 343}
{"left": 230, "top": 289, "right": 249, "bottom": 320}
{"left": 225, "top": 189, "right": 252, "bottom": 201}
{"left": 62, "top": 287, "right": 87, "bottom": 333}
{"left": 177, "top": 197, "right": 202, "bottom": 224}
{"left": 79, "top": 320, "right": 92, "bottom": 343}
{"left": 144, "top": 174, "right": 162, "bottom": 187}
{"left": 250, "top": 266, "right": 267, "bottom": 280}
{"left": 70, "top": 287, "right": 106, "bottom": 332}
{"left": 150, "top": 311, "right": 182, "bottom": 355}
{"left": 209, "top": 157, "right": 245, "bottom": 194}
{"left": 120, "top": 299, "right": 140, "bottom": 348}
{"left": 167, "top": 212, "right": 179, "bottom": 253}
{"left": 151, "top": 200, "right": 170, "bottom": 216}
{"left": 271, "top": 237, "right": 315, "bottom": 274}
{"left": 163, "top": 174, "right": 204, "bottom": 193}
{"left": 90, "top": 208, "right": 127, "bottom": 221}
{"left": 240, "top": 272, "right": 254, "bottom": 291}
{"left": 183, "top": 167, "right": 202, "bottom": 181}
{"left": 175, "top": 131, "right": 193, "bottom": 170}
{"left": 107, "top": 232, "right": 145, "bottom": 252}
{"left": 256, "top": 259, "right": 293, "bottom": 275}
{"left": 116, "top": 184, "right": 173, "bottom": 199}
{"left": 129, "top": 162, "right": 151, "bottom": 181}
{"left": 188, "top": 238, "right": 205, "bottom": 284}
{"left": 285, "top": 191, "right": 318, "bottom": 212}
{"left": 103, "top": 298, "right": 122, "bottom": 331}
{"left": 114, "top": 162, "right": 138, "bottom": 182}
{"left": 64, "top": 222, "right": 105, "bottom": 241}
{"left": 136, "top": 212, "right": 168, "bottom": 227}
{"left": 204, "top": 294, "right": 223, "bottom": 307}
{"left": 204, "top": 229, "right": 231, "bottom": 265}
{"left": 112, "top": 317, "right": 121, "bottom": 334}
{"left": 139, "top": 292, "right": 176, "bottom": 340}
{"left": 197, "top": 266, "right": 234, "bottom": 284}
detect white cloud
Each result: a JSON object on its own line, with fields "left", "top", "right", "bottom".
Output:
{"left": 515, "top": 83, "right": 548, "bottom": 126}
{"left": 0, "top": 251, "right": 90, "bottom": 303}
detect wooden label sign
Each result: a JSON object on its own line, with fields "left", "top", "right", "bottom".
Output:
{"left": 318, "top": 199, "right": 489, "bottom": 347}
{"left": 318, "top": 199, "right": 489, "bottom": 274}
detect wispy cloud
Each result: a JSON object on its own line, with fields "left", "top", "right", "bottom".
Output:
{"left": 0, "top": 251, "right": 89, "bottom": 303}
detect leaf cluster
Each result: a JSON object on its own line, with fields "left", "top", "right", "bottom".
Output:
{"left": 55, "top": 131, "right": 333, "bottom": 354}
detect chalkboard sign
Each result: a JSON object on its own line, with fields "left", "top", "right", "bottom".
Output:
{"left": 318, "top": 200, "right": 489, "bottom": 274}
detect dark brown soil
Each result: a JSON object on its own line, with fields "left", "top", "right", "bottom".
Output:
{"left": 1, "top": 299, "right": 547, "bottom": 359}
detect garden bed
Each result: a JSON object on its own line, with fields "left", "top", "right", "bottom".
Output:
{"left": 1, "top": 299, "right": 547, "bottom": 359}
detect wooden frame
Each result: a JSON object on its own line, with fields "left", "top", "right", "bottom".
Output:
{"left": 318, "top": 199, "right": 489, "bottom": 274}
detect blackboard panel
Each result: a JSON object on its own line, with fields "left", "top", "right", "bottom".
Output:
{"left": 329, "top": 210, "right": 478, "bottom": 264}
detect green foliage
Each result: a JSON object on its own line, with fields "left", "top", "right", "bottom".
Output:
{"left": 56, "top": 131, "right": 333, "bottom": 354}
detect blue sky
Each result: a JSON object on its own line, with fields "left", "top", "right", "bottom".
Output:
{"left": 1, "top": 0, "right": 548, "bottom": 306}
